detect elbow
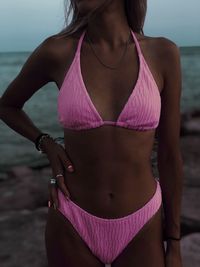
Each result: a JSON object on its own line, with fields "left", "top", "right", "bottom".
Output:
{"left": 0, "top": 97, "right": 22, "bottom": 118}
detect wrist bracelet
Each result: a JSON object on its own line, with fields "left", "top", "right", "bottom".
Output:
{"left": 34, "top": 133, "right": 46, "bottom": 148}
{"left": 34, "top": 133, "right": 54, "bottom": 153}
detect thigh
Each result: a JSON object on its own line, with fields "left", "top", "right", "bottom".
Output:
{"left": 112, "top": 207, "right": 166, "bottom": 267}
{"left": 45, "top": 207, "right": 104, "bottom": 267}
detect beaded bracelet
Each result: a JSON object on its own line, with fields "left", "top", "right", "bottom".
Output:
{"left": 34, "top": 133, "right": 54, "bottom": 153}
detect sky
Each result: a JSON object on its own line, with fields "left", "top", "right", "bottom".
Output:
{"left": 0, "top": 0, "right": 199, "bottom": 52}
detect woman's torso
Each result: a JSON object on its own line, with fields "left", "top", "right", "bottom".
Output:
{"left": 51, "top": 29, "right": 164, "bottom": 218}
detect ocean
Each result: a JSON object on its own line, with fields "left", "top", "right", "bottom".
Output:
{"left": 0, "top": 46, "right": 200, "bottom": 174}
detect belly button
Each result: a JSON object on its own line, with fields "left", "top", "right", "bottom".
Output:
{"left": 108, "top": 192, "right": 114, "bottom": 198}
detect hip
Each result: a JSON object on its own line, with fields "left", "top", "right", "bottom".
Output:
{"left": 63, "top": 171, "right": 161, "bottom": 219}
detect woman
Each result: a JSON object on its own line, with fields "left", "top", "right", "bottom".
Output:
{"left": 0, "top": 0, "right": 183, "bottom": 266}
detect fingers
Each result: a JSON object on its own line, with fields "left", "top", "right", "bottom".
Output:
{"left": 48, "top": 182, "right": 59, "bottom": 209}
{"left": 56, "top": 174, "right": 71, "bottom": 199}
{"left": 47, "top": 143, "right": 75, "bottom": 209}
{"left": 50, "top": 156, "right": 71, "bottom": 202}
{"left": 58, "top": 147, "right": 74, "bottom": 173}
{"left": 56, "top": 149, "right": 75, "bottom": 199}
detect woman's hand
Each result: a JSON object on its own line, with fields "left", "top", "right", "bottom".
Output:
{"left": 165, "top": 240, "right": 183, "bottom": 267}
{"left": 41, "top": 137, "right": 74, "bottom": 209}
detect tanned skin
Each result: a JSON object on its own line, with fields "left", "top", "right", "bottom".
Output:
{"left": 0, "top": 0, "right": 183, "bottom": 266}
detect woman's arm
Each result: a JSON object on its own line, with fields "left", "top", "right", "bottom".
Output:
{"left": 156, "top": 38, "right": 184, "bottom": 242}
{"left": 0, "top": 35, "right": 58, "bottom": 143}
{"left": 0, "top": 36, "right": 74, "bottom": 207}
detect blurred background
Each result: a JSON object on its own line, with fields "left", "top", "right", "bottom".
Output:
{"left": 0, "top": 0, "right": 199, "bottom": 266}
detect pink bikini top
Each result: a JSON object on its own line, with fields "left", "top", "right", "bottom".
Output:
{"left": 57, "top": 29, "right": 161, "bottom": 131}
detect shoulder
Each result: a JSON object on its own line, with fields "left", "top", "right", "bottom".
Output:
{"left": 152, "top": 36, "right": 180, "bottom": 65}
{"left": 137, "top": 32, "right": 179, "bottom": 55}
{"left": 136, "top": 32, "right": 179, "bottom": 57}
{"left": 136, "top": 32, "right": 181, "bottom": 79}
{"left": 142, "top": 34, "right": 180, "bottom": 70}
{"left": 152, "top": 36, "right": 181, "bottom": 81}
{"left": 36, "top": 31, "right": 80, "bottom": 64}
{"left": 25, "top": 31, "right": 81, "bottom": 81}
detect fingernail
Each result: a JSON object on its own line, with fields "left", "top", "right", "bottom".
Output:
{"left": 67, "top": 165, "right": 74, "bottom": 172}
{"left": 48, "top": 201, "right": 51, "bottom": 208}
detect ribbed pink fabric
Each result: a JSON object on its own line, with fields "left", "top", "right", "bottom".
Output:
{"left": 57, "top": 29, "right": 161, "bottom": 131}
{"left": 57, "top": 179, "right": 162, "bottom": 265}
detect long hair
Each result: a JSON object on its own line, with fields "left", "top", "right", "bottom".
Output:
{"left": 57, "top": 0, "right": 147, "bottom": 37}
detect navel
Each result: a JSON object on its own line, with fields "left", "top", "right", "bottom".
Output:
{"left": 108, "top": 192, "right": 114, "bottom": 199}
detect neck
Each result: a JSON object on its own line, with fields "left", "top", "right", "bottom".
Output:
{"left": 86, "top": 1, "right": 132, "bottom": 49}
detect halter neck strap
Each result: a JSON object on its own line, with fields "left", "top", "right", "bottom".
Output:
{"left": 76, "top": 28, "right": 142, "bottom": 57}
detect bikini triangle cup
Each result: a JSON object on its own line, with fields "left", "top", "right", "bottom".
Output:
{"left": 57, "top": 28, "right": 161, "bottom": 131}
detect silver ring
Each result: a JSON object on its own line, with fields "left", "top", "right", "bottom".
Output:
{"left": 50, "top": 178, "right": 56, "bottom": 185}
{"left": 55, "top": 173, "right": 64, "bottom": 179}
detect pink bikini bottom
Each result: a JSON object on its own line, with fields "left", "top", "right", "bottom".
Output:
{"left": 57, "top": 178, "right": 162, "bottom": 267}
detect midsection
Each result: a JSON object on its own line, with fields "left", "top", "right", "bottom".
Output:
{"left": 61, "top": 126, "right": 158, "bottom": 218}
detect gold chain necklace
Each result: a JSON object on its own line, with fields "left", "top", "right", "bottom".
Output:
{"left": 86, "top": 29, "right": 132, "bottom": 70}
